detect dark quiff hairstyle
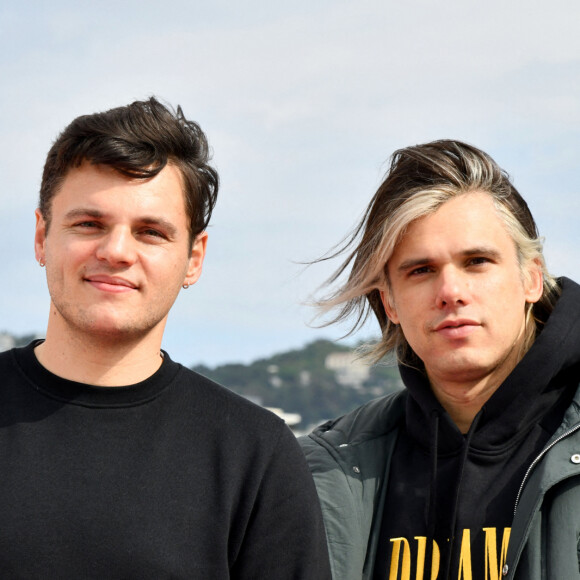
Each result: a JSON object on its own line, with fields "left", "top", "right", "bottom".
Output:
{"left": 315, "top": 139, "right": 560, "bottom": 364}
{"left": 39, "top": 97, "right": 218, "bottom": 244}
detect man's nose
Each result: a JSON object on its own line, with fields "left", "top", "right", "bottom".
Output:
{"left": 435, "top": 266, "right": 468, "bottom": 308}
{"left": 95, "top": 228, "right": 137, "bottom": 266}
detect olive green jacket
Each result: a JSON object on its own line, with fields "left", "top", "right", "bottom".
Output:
{"left": 300, "top": 386, "right": 580, "bottom": 579}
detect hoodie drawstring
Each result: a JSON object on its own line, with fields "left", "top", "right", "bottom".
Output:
{"left": 442, "top": 408, "right": 484, "bottom": 579}
{"left": 424, "top": 409, "right": 440, "bottom": 578}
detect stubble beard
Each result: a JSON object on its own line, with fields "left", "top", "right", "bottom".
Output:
{"left": 50, "top": 296, "right": 168, "bottom": 347}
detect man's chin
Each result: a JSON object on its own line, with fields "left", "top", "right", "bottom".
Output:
{"left": 426, "top": 353, "right": 494, "bottom": 384}
{"left": 71, "top": 318, "right": 159, "bottom": 342}
{"left": 51, "top": 303, "right": 168, "bottom": 344}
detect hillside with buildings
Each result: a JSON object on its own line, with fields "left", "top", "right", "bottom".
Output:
{"left": 193, "top": 339, "right": 402, "bottom": 432}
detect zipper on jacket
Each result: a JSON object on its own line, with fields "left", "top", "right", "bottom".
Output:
{"left": 513, "top": 421, "right": 580, "bottom": 517}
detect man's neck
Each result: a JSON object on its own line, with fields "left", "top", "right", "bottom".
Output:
{"left": 35, "top": 329, "right": 165, "bottom": 387}
{"left": 425, "top": 334, "right": 529, "bottom": 434}
{"left": 427, "top": 357, "right": 524, "bottom": 433}
{"left": 428, "top": 377, "right": 501, "bottom": 434}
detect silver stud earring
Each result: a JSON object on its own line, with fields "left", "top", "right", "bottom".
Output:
{"left": 182, "top": 283, "right": 189, "bottom": 289}
{"left": 39, "top": 260, "right": 45, "bottom": 267}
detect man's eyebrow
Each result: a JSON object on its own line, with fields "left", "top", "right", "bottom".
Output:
{"left": 395, "top": 247, "right": 502, "bottom": 273}
{"left": 64, "top": 208, "right": 105, "bottom": 220}
{"left": 396, "top": 257, "right": 432, "bottom": 273}
{"left": 138, "top": 216, "right": 179, "bottom": 237}
{"left": 64, "top": 209, "right": 179, "bottom": 236}
{"left": 462, "top": 247, "right": 502, "bottom": 260}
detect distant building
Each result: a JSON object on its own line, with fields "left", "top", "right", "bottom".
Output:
{"left": 298, "top": 370, "right": 311, "bottom": 387}
{"left": 325, "top": 351, "right": 370, "bottom": 390}
{"left": 267, "top": 364, "right": 283, "bottom": 388}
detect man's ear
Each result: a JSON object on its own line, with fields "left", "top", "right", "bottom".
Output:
{"left": 524, "top": 258, "right": 544, "bottom": 304}
{"left": 380, "top": 289, "right": 399, "bottom": 324}
{"left": 183, "top": 231, "right": 208, "bottom": 287}
{"left": 34, "top": 209, "right": 47, "bottom": 264}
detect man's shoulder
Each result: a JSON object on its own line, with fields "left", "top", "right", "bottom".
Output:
{"left": 0, "top": 348, "right": 17, "bottom": 381}
{"left": 174, "top": 364, "right": 286, "bottom": 431}
{"left": 299, "top": 390, "right": 406, "bottom": 520}
{"left": 0, "top": 348, "right": 13, "bottom": 363}
{"left": 300, "top": 389, "right": 407, "bottom": 456}
{"left": 0, "top": 345, "right": 29, "bottom": 375}
{"left": 172, "top": 366, "right": 306, "bottom": 474}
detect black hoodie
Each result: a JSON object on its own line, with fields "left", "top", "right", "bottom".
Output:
{"left": 373, "top": 278, "right": 580, "bottom": 580}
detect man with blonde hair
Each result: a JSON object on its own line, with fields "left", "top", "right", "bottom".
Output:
{"left": 301, "top": 140, "right": 580, "bottom": 579}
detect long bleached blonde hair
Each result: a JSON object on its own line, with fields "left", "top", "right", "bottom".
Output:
{"left": 314, "top": 140, "right": 560, "bottom": 365}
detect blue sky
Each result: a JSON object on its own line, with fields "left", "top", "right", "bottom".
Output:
{"left": 1, "top": 0, "right": 579, "bottom": 367}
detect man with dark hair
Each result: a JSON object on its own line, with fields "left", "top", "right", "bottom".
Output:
{"left": 0, "top": 97, "right": 331, "bottom": 579}
{"left": 301, "top": 140, "right": 580, "bottom": 579}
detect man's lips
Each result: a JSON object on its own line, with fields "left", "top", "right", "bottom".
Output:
{"left": 433, "top": 319, "right": 480, "bottom": 339}
{"left": 85, "top": 275, "right": 138, "bottom": 293}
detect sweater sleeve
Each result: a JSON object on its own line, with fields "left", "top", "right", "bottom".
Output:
{"left": 231, "top": 424, "right": 332, "bottom": 579}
